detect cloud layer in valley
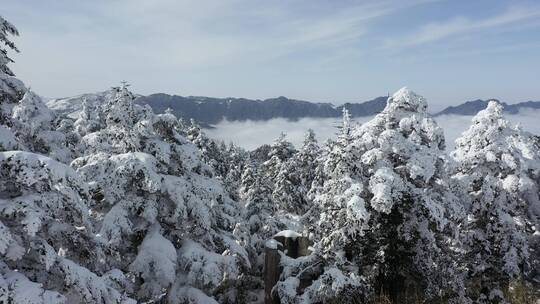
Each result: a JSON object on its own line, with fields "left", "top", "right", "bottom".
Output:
{"left": 205, "top": 110, "right": 540, "bottom": 151}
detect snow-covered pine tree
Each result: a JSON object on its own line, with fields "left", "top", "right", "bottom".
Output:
{"left": 77, "top": 84, "right": 141, "bottom": 154}
{"left": 104, "top": 83, "right": 136, "bottom": 127}
{"left": 272, "top": 164, "right": 303, "bottom": 214}
{"left": 451, "top": 100, "right": 540, "bottom": 302}
{"left": 280, "top": 88, "right": 464, "bottom": 303}
{"left": 0, "top": 151, "right": 135, "bottom": 303}
{"left": 322, "top": 108, "right": 357, "bottom": 180}
{"left": 262, "top": 132, "right": 296, "bottom": 186}
{"left": 74, "top": 98, "right": 101, "bottom": 136}
{"left": 0, "top": 16, "right": 18, "bottom": 78}
{"left": 238, "top": 159, "right": 283, "bottom": 284}
{"left": 72, "top": 84, "right": 250, "bottom": 303}
{"left": 354, "top": 88, "right": 463, "bottom": 299}
{"left": 351, "top": 88, "right": 464, "bottom": 301}
{"left": 186, "top": 118, "right": 241, "bottom": 180}
{"left": 273, "top": 109, "right": 369, "bottom": 303}
{"left": 306, "top": 108, "right": 363, "bottom": 241}
{"left": 239, "top": 160, "right": 257, "bottom": 203}
{"left": 243, "top": 167, "right": 284, "bottom": 275}
{"left": 0, "top": 17, "right": 136, "bottom": 303}
{"left": 221, "top": 143, "right": 249, "bottom": 201}
{"left": 273, "top": 129, "right": 321, "bottom": 215}
{"left": 0, "top": 16, "right": 24, "bottom": 151}
{"left": 295, "top": 129, "right": 321, "bottom": 195}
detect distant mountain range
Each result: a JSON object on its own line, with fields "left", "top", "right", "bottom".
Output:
{"left": 47, "top": 92, "right": 540, "bottom": 126}
{"left": 134, "top": 94, "right": 389, "bottom": 126}
{"left": 434, "top": 99, "right": 540, "bottom": 116}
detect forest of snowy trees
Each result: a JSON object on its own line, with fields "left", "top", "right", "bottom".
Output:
{"left": 1, "top": 16, "right": 539, "bottom": 304}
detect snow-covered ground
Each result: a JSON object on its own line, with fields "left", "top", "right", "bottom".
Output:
{"left": 205, "top": 109, "right": 540, "bottom": 150}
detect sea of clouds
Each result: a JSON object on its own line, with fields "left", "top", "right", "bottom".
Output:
{"left": 204, "top": 109, "right": 540, "bottom": 151}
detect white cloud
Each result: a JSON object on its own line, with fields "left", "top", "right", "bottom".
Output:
{"left": 385, "top": 6, "right": 540, "bottom": 48}
{"left": 10, "top": 0, "right": 430, "bottom": 75}
{"left": 8, "top": 0, "right": 418, "bottom": 97}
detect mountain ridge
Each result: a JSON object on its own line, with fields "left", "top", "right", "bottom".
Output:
{"left": 134, "top": 94, "right": 389, "bottom": 125}
{"left": 46, "top": 92, "right": 540, "bottom": 126}
{"left": 435, "top": 99, "right": 540, "bottom": 116}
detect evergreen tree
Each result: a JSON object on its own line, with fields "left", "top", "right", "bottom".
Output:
{"left": 222, "top": 143, "right": 249, "bottom": 201}
{"left": 104, "top": 83, "right": 137, "bottom": 127}
{"left": 305, "top": 109, "right": 361, "bottom": 238}
{"left": 274, "top": 108, "right": 370, "bottom": 303}
{"left": 0, "top": 151, "right": 134, "bottom": 303}
{"left": 273, "top": 129, "right": 321, "bottom": 215}
{"left": 186, "top": 119, "right": 238, "bottom": 179}
{"left": 74, "top": 98, "right": 101, "bottom": 136}
{"left": 0, "top": 16, "right": 18, "bottom": 77}
{"left": 353, "top": 88, "right": 463, "bottom": 301}
{"left": 243, "top": 166, "right": 284, "bottom": 275}
{"left": 0, "top": 16, "right": 24, "bottom": 150}
{"left": 296, "top": 129, "right": 321, "bottom": 193}
{"left": 284, "top": 88, "right": 464, "bottom": 303}
{"left": 85, "top": 84, "right": 140, "bottom": 154}
{"left": 272, "top": 165, "right": 303, "bottom": 214}
{"left": 262, "top": 132, "right": 296, "bottom": 185}
{"left": 245, "top": 174, "right": 278, "bottom": 241}
{"left": 451, "top": 101, "right": 540, "bottom": 302}
{"left": 323, "top": 108, "right": 358, "bottom": 179}
{"left": 72, "top": 84, "right": 249, "bottom": 302}
{"left": 239, "top": 161, "right": 258, "bottom": 203}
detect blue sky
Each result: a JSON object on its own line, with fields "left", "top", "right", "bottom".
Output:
{"left": 3, "top": 0, "right": 540, "bottom": 110}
